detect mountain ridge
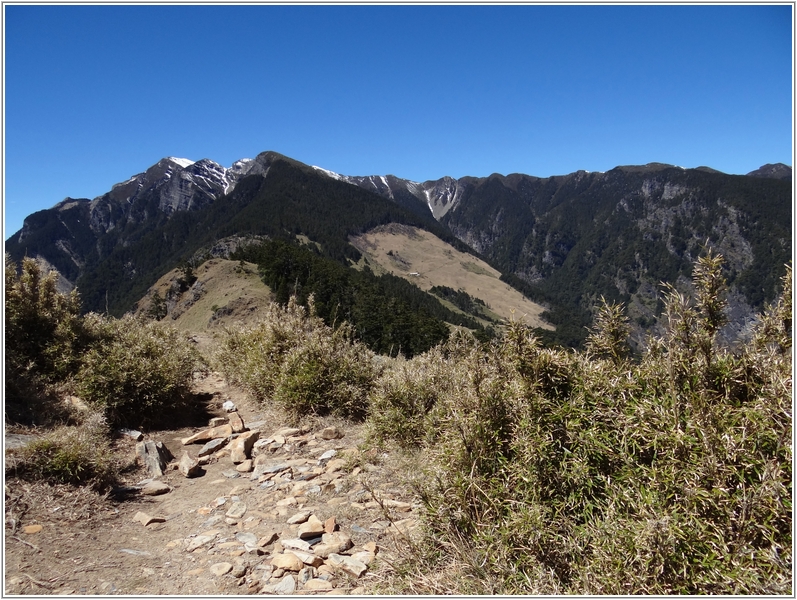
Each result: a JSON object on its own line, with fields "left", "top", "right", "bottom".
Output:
{"left": 6, "top": 151, "right": 792, "bottom": 350}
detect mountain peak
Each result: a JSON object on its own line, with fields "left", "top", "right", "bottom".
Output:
{"left": 166, "top": 157, "right": 195, "bottom": 168}
{"left": 746, "top": 163, "right": 792, "bottom": 180}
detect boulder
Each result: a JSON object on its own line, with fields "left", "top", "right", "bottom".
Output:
{"left": 271, "top": 553, "right": 304, "bottom": 572}
{"left": 313, "top": 532, "right": 352, "bottom": 558}
{"left": 227, "top": 411, "right": 246, "bottom": 433}
{"left": 297, "top": 514, "right": 325, "bottom": 539}
{"left": 140, "top": 480, "right": 171, "bottom": 496}
{"left": 230, "top": 430, "right": 259, "bottom": 464}
{"left": 179, "top": 451, "right": 203, "bottom": 478}
{"left": 319, "top": 426, "right": 343, "bottom": 440}
{"left": 198, "top": 437, "right": 229, "bottom": 457}
{"left": 326, "top": 553, "right": 368, "bottom": 578}
{"left": 135, "top": 440, "right": 173, "bottom": 477}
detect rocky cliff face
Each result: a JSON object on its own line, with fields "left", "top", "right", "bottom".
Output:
{"left": 87, "top": 157, "right": 259, "bottom": 234}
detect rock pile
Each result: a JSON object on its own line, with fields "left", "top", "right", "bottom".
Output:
{"left": 127, "top": 407, "right": 420, "bottom": 594}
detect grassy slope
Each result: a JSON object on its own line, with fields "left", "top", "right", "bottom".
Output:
{"left": 135, "top": 259, "right": 273, "bottom": 335}
{"left": 350, "top": 224, "right": 553, "bottom": 331}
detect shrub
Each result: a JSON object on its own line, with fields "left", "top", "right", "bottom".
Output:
{"left": 74, "top": 313, "right": 203, "bottom": 428}
{"left": 380, "top": 253, "right": 791, "bottom": 595}
{"left": 367, "top": 338, "right": 470, "bottom": 449}
{"left": 5, "top": 255, "right": 84, "bottom": 424}
{"left": 215, "top": 296, "right": 379, "bottom": 420}
{"left": 10, "top": 414, "right": 119, "bottom": 490}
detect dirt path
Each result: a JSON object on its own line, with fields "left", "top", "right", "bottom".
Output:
{"left": 4, "top": 372, "right": 419, "bottom": 595}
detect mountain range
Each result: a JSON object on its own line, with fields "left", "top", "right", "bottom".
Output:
{"left": 5, "top": 151, "right": 792, "bottom": 350}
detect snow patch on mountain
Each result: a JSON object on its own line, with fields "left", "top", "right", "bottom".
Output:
{"left": 168, "top": 157, "right": 195, "bottom": 168}
{"left": 312, "top": 166, "right": 345, "bottom": 180}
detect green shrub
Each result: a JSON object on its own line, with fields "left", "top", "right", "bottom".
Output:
{"left": 215, "top": 296, "right": 379, "bottom": 420}
{"left": 74, "top": 313, "right": 203, "bottom": 428}
{"left": 5, "top": 255, "right": 84, "bottom": 424}
{"left": 11, "top": 415, "right": 119, "bottom": 490}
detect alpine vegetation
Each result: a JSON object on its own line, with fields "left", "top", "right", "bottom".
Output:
{"left": 214, "top": 296, "right": 380, "bottom": 421}
{"left": 369, "top": 252, "right": 792, "bottom": 595}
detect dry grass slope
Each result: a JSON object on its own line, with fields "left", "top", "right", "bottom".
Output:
{"left": 350, "top": 224, "right": 552, "bottom": 330}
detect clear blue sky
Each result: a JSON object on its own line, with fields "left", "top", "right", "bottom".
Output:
{"left": 4, "top": 4, "right": 793, "bottom": 237}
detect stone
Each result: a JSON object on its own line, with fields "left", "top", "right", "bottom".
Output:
{"left": 230, "top": 431, "right": 260, "bottom": 464}
{"left": 273, "top": 574, "right": 296, "bottom": 594}
{"left": 235, "top": 532, "right": 258, "bottom": 545}
{"left": 276, "top": 427, "right": 301, "bottom": 437}
{"left": 133, "top": 512, "right": 165, "bottom": 526}
{"left": 140, "top": 480, "right": 171, "bottom": 496}
{"left": 319, "top": 426, "right": 343, "bottom": 440}
{"left": 324, "top": 516, "right": 336, "bottom": 534}
{"left": 271, "top": 553, "right": 304, "bottom": 572}
{"left": 185, "top": 568, "right": 205, "bottom": 576}
{"left": 182, "top": 424, "right": 233, "bottom": 445}
{"left": 350, "top": 550, "right": 375, "bottom": 566}
{"left": 223, "top": 400, "right": 237, "bottom": 412}
{"left": 286, "top": 511, "right": 310, "bottom": 525}
{"left": 281, "top": 537, "right": 312, "bottom": 552}
{"left": 186, "top": 534, "right": 217, "bottom": 552}
{"left": 226, "top": 502, "right": 247, "bottom": 519}
{"left": 135, "top": 440, "right": 174, "bottom": 477}
{"left": 198, "top": 437, "right": 229, "bottom": 457}
{"left": 303, "top": 578, "right": 334, "bottom": 591}
{"left": 297, "top": 514, "right": 325, "bottom": 539}
{"left": 230, "top": 564, "right": 247, "bottom": 578}
{"left": 22, "top": 524, "right": 43, "bottom": 534}
{"left": 313, "top": 532, "right": 353, "bottom": 559}
{"left": 298, "top": 566, "right": 315, "bottom": 584}
{"left": 325, "top": 459, "right": 347, "bottom": 473}
{"left": 227, "top": 411, "right": 246, "bottom": 433}
{"left": 210, "top": 562, "right": 233, "bottom": 576}
{"left": 276, "top": 496, "right": 297, "bottom": 507}
{"left": 326, "top": 553, "right": 368, "bottom": 578}
{"left": 317, "top": 449, "right": 337, "bottom": 464}
{"left": 235, "top": 459, "right": 253, "bottom": 473}
{"left": 119, "top": 428, "right": 144, "bottom": 442}
{"left": 208, "top": 417, "right": 227, "bottom": 427}
{"left": 287, "top": 550, "right": 324, "bottom": 568}
{"left": 179, "top": 451, "right": 203, "bottom": 478}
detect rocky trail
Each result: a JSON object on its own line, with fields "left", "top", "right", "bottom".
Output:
{"left": 4, "top": 371, "right": 421, "bottom": 595}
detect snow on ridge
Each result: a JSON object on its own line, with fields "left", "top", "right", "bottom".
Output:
{"left": 311, "top": 165, "right": 344, "bottom": 180}
{"left": 167, "top": 157, "right": 195, "bottom": 168}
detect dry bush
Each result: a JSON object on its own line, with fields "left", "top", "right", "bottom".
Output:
{"left": 74, "top": 313, "right": 204, "bottom": 429}
{"left": 7, "top": 414, "right": 120, "bottom": 491}
{"left": 214, "top": 296, "right": 380, "bottom": 420}
{"left": 376, "top": 253, "right": 792, "bottom": 595}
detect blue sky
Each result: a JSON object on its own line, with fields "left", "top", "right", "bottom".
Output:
{"left": 4, "top": 4, "right": 793, "bottom": 237}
